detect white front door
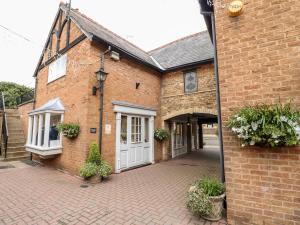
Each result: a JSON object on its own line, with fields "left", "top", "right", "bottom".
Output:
{"left": 119, "top": 115, "right": 151, "bottom": 170}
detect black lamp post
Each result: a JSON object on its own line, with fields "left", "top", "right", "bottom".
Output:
{"left": 95, "top": 68, "right": 108, "bottom": 154}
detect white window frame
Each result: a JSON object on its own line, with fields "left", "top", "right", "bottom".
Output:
{"left": 26, "top": 110, "right": 64, "bottom": 156}
{"left": 174, "top": 123, "right": 184, "bottom": 149}
{"left": 131, "top": 117, "right": 142, "bottom": 143}
{"left": 48, "top": 54, "right": 67, "bottom": 83}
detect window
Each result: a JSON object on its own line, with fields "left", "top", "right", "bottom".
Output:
{"left": 120, "top": 115, "right": 127, "bottom": 144}
{"left": 48, "top": 54, "right": 67, "bottom": 83}
{"left": 131, "top": 117, "right": 142, "bottom": 143}
{"left": 26, "top": 98, "right": 64, "bottom": 155}
{"left": 184, "top": 70, "right": 198, "bottom": 93}
{"left": 144, "top": 117, "right": 149, "bottom": 143}
{"left": 174, "top": 123, "right": 184, "bottom": 148}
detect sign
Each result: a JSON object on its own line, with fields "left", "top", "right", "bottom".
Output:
{"left": 90, "top": 128, "right": 97, "bottom": 134}
{"left": 105, "top": 124, "right": 111, "bottom": 134}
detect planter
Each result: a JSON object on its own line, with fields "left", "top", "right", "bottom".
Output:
{"left": 202, "top": 193, "right": 225, "bottom": 221}
{"left": 85, "top": 175, "right": 102, "bottom": 184}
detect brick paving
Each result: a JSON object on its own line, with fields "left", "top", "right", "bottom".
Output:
{"left": 0, "top": 149, "right": 226, "bottom": 225}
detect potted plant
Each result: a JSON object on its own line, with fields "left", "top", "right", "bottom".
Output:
{"left": 154, "top": 128, "right": 169, "bottom": 141}
{"left": 187, "top": 177, "right": 225, "bottom": 221}
{"left": 228, "top": 103, "right": 300, "bottom": 147}
{"left": 79, "top": 143, "right": 112, "bottom": 183}
{"left": 57, "top": 122, "right": 80, "bottom": 139}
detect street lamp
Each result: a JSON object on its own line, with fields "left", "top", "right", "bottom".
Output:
{"left": 95, "top": 68, "right": 108, "bottom": 154}
{"left": 95, "top": 68, "right": 108, "bottom": 83}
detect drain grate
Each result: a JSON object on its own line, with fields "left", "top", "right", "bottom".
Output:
{"left": 21, "top": 159, "right": 41, "bottom": 167}
{"left": 80, "top": 184, "right": 89, "bottom": 188}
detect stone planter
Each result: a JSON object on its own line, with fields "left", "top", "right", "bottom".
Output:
{"left": 202, "top": 193, "right": 225, "bottom": 221}
{"left": 85, "top": 175, "right": 102, "bottom": 184}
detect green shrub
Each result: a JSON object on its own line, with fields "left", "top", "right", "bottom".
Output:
{"left": 154, "top": 128, "right": 169, "bottom": 141}
{"left": 79, "top": 162, "right": 98, "bottom": 179}
{"left": 228, "top": 103, "right": 300, "bottom": 147}
{"left": 57, "top": 123, "right": 80, "bottom": 139}
{"left": 87, "top": 143, "right": 101, "bottom": 165}
{"left": 98, "top": 161, "right": 113, "bottom": 178}
{"left": 197, "top": 177, "right": 225, "bottom": 197}
{"left": 187, "top": 178, "right": 225, "bottom": 216}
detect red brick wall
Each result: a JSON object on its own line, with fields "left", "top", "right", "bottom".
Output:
{"left": 214, "top": 0, "right": 300, "bottom": 224}
{"left": 86, "top": 42, "right": 162, "bottom": 168}
{"left": 18, "top": 100, "right": 34, "bottom": 138}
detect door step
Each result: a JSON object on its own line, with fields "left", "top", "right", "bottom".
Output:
{"left": 121, "top": 163, "right": 152, "bottom": 172}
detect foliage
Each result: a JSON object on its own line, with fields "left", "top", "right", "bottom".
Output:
{"left": 79, "top": 162, "right": 98, "bottom": 179}
{"left": 57, "top": 123, "right": 80, "bottom": 139}
{"left": 0, "top": 81, "right": 33, "bottom": 108}
{"left": 79, "top": 143, "right": 113, "bottom": 180}
{"left": 228, "top": 103, "right": 300, "bottom": 147}
{"left": 197, "top": 177, "right": 225, "bottom": 197}
{"left": 86, "top": 142, "right": 102, "bottom": 165}
{"left": 154, "top": 128, "right": 169, "bottom": 141}
{"left": 187, "top": 178, "right": 225, "bottom": 216}
{"left": 98, "top": 161, "right": 113, "bottom": 178}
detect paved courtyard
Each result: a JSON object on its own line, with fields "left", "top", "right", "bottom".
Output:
{"left": 0, "top": 149, "right": 226, "bottom": 225}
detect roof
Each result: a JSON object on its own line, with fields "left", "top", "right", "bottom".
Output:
{"left": 148, "top": 32, "right": 213, "bottom": 70}
{"left": 47, "top": 4, "right": 214, "bottom": 73}
{"left": 29, "top": 98, "right": 64, "bottom": 114}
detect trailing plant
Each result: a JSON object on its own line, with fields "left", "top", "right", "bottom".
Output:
{"left": 79, "top": 143, "right": 113, "bottom": 180}
{"left": 154, "top": 128, "right": 170, "bottom": 141}
{"left": 228, "top": 103, "right": 300, "bottom": 147}
{"left": 57, "top": 122, "right": 80, "bottom": 139}
{"left": 187, "top": 178, "right": 225, "bottom": 217}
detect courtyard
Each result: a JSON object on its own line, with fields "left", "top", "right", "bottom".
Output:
{"left": 0, "top": 149, "right": 225, "bottom": 225}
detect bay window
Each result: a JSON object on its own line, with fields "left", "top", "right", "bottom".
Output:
{"left": 25, "top": 98, "right": 64, "bottom": 156}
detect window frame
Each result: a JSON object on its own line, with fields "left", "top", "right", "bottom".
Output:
{"left": 183, "top": 69, "right": 198, "bottom": 93}
{"left": 48, "top": 54, "right": 67, "bottom": 83}
{"left": 174, "top": 122, "right": 185, "bottom": 149}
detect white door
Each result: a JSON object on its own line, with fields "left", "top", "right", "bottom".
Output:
{"left": 119, "top": 115, "right": 151, "bottom": 170}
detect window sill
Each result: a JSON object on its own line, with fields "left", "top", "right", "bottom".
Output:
{"left": 25, "top": 145, "right": 63, "bottom": 156}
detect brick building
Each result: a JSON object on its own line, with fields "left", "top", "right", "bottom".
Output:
{"left": 199, "top": 0, "right": 300, "bottom": 224}
{"left": 22, "top": 3, "right": 218, "bottom": 175}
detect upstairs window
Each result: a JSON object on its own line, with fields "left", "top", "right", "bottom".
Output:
{"left": 184, "top": 70, "right": 198, "bottom": 93}
{"left": 48, "top": 54, "right": 67, "bottom": 83}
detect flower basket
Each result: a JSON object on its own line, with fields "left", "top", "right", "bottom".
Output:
{"left": 154, "top": 128, "right": 169, "bottom": 142}
{"left": 57, "top": 122, "right": 80, "bottom": 139}
{"left": 228, "top": 103, "right": 300, "bottom": 148}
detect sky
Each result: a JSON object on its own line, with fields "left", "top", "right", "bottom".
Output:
{"left": 0, "top": 0, "right": 206, "bottom": 87}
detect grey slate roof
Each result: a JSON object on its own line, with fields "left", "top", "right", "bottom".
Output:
{"left": 60, "top": 4, "right": 213, "bottom": 71}
{"left": 148, "top": 32, "right": 214, "bottom": 69}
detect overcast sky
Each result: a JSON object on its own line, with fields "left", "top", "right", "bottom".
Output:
{"left": 0, "top": 0, "right": 206, "bottom": 87}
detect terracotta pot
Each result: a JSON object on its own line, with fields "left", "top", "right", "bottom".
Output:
{"left": 86, "top": 175, "right": 102, "bottom": 184}
{"left": 202, "top": 193, "right": 225, "bottom": 221}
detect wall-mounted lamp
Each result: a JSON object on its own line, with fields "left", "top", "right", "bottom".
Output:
{"left": 95, "top": 68, "right": 108, "bottom": 82}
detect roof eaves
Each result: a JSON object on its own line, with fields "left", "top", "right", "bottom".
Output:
{"left": 164, "top": 58, "right": 214, "bottom": 72}
{"left": 91, "top": 35, "right": 163, "bottom": 73}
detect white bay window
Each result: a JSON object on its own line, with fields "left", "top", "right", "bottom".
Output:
{"left": 26, "top": 98, "right": 64, "bottom": 157}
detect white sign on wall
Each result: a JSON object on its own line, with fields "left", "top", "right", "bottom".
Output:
{"left": 105, "top": 124, "right": 111, "bottom": 134}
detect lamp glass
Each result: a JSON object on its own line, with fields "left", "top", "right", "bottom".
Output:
{"left": 95, "top": 69, "right": 108, "bottom": 82}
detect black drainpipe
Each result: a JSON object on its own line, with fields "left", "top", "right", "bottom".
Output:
{"left": 201, "top": 11, "right": 225, "bottom": 183}
{"left": 98, "top": 46, "right": 111, "bottom": 154}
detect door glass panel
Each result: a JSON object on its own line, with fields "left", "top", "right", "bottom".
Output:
{"left": 131, "top": 117, "right": 142, "bottom": 143}
{"left": 121, "top": 115, "right": 127, "bottom": 144}
{"left": 145, "top": 118, "right": 149, "bottom": 142}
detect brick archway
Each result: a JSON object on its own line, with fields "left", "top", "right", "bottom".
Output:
{"left": 162, "top": 107, "right": 217, "bottom": 122}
